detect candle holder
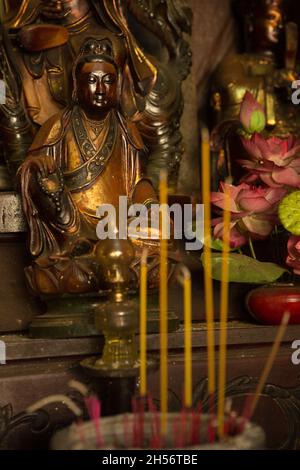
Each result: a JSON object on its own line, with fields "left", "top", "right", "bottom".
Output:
{"left": 81, "top": 237, "right": 141, "bottom": 376}
{"left": 81, "top": 237, "right": 157, "bottom": 414}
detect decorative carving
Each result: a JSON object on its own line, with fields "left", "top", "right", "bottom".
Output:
{"left": 127, "top": 0, "right": 193, "bottom": 189}
{"left": 191, "top": 376, "right": 300, "bottom": 450}
{"left": 0, "top": 404, "right": 50, "bottom": 450}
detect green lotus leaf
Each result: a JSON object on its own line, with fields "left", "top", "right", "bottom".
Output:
{"left": 201, "top": 253, "right": 287, "bottom": 284}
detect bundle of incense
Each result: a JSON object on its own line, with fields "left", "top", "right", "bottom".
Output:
{"left": 84, "top": 396, "right": 103, "bottom": 448}
{"left": 176, "top": 410, "right": 188, "bottom": 448}
{"left": 147, "top": 395, "right": 161, "bottom": 448}
{"left": 123, "top": 413, "right": 131, "bottom": 449}
{"left": 189, "top": 402, "right": 202, "bottom": 446}
{"left": 75, "top": 418, "right": 86, "bottom": 447}
{"left": 131, "top": 398, "right": 140, "bottom": 448}
{"left": 173, "top": 413, "right": 181, "bottom": 448}
{"left": 225, "top": 411, "right": 239, "bottom": 436}
{"left": 132, "top": 397, "right": 146, "bottom": 448}
{"left": 208, "top": 415, "right": 217, "bottom": 444}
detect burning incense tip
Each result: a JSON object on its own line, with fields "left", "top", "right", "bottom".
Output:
{"left": 201, "top": 127, "right": 210, "bottom": 143}
{"left": 141, "top": 248, "right": 148, "bottom": 267}
{"left": 177, "top": 264, "right": 191, "bottom": 285}
{"left": 225, "top": 176, "right": 233, "bottom": 185}
{"left": 282, "top": 311, "right": 291, "bottom": 326}
{"left": 159, "top": 168, "right": 168, "bottom": 185}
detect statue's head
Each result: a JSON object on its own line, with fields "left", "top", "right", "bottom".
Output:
{"left": 73, "top": 39, "right": 119, "bottom": 117}
{"left": 235, "top": 0, "right": 288, "bottom": 52}
{"left": 253, "top": 0, "right": 284, "bottom": 47}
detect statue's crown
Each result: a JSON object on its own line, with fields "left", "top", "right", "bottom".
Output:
{"left": 79, "top": 38, "right": 114, "bottom": 61}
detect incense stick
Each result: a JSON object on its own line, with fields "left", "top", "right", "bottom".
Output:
{"left": 159, "top": 169, "right": 168, "bottom": 437}
{"left": 178, "top": 265, "right": 193, "bottom": 409}
{"left": 243, "top": 311, "right": 290, "bottom": 422}
{"left": 201, "top": 128, "right": 215, "bottom": 400}
{"left": 84, "top": 396, "right": 103, "bottom": 448}
{"left": 140, "top": 249, "right": 148, "bottom": 397}
{"left": 217, "top": 183, "right": 231, "bottom": 438}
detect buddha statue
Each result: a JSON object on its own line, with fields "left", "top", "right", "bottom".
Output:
{"left": 0, "top": 1, "right": 156, "bottom": 174}
{"left": 0, "top": 0, "right": 192, "bottom": 191}
{"left": 210, "top": 0, "right": 299, "bottom": 182}
{"left": 19, "top": 38, "right": 178, "bottom": 296}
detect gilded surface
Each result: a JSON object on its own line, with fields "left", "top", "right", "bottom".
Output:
{"left": 19, "top": 39, "right": 178, "bottom": 295}
{"left": 0, "top": 0, "right": 192, "bottom": 191}
{"left": 211, "top": 0, "right": 300, "bottom": 182}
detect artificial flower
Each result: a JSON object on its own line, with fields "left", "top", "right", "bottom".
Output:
{"left": 286, "top": 235, "right": 300, "bottom": 275}
{"left": 239, "top": 133, "right": 300, "bottom": 188}
{"left": 211, "top": 182, "right": 286, "bottom": 248}
{"left": 239, "top": 91, "right": 266, "bottom": 134}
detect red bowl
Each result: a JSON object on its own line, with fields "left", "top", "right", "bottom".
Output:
{"left": 246, "top": 285, "right": 300, "bottom": 325}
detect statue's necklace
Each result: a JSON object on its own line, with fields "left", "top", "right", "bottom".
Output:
{"left": 85, "top": 117, "right": 105, "bottom": 138}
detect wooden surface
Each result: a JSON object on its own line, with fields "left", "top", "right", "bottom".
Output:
{"left": 1, "top": 322, "right": 300, "bottom": 449}
{"left": 2, "top": 321, "right": 300, "bottom": 359}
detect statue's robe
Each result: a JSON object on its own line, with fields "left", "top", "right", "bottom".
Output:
{"left": 19, "top": 106, "right": 167, "bottom": 294}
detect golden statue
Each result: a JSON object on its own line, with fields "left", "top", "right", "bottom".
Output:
{"left": 211, "top": 0, "right": 299, "bottom": 181}
{"left": 0, "top": 0, "right": 192, "bottom": 191}
{"left": 19, "top": 38, "right": 177, "bottom": 296}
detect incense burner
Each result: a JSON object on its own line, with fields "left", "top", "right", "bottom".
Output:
{"left": 51, "top": 412, "right": 265, "bottom": 450}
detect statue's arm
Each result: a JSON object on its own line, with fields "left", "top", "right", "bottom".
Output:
{"left": 19, "top": 145, "right": 76, "bottom": 230}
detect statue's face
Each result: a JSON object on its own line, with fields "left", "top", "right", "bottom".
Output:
{"left": 254, "top": 3, "right": 283, "bottom": 47}
{"left": 77, "top": 61, "right": 118, "bottom": 116}
{"left": 41, "top": 0, "right": 90, "bottom": 22}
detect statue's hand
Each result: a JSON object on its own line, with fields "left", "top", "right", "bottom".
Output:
{"left": 25, "top": 155, "right": 57, "bottom": 178}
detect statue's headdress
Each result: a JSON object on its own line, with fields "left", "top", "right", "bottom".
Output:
{"left": 73, "top": 38, "right": 117, "bottom": 76}
{"left": 72, "top": 38, "right": 119, "bottom": 102}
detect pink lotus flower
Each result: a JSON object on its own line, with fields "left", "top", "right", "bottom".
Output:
{"left": 286, "top": 235, "right": 300, "bottom": 275}
{"left": 239, "top": 133, "right": 300, "bottom": 188}
{"left": 211, "top": 182, "right": 286, "bottom": 248}
{"left": 240, "top": 91, "right": 266, "bottom": 134}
